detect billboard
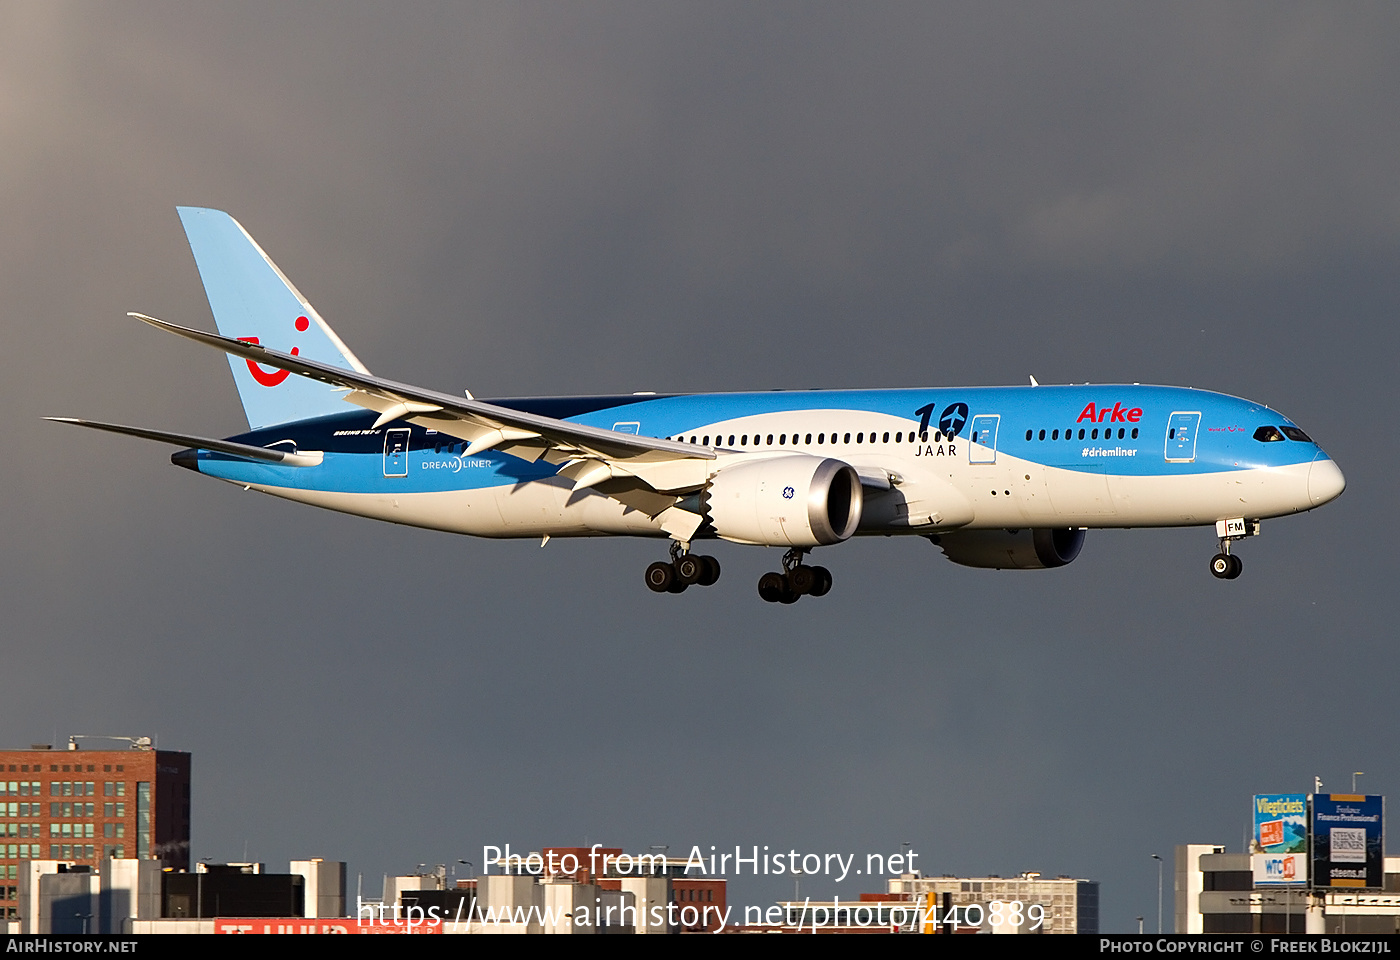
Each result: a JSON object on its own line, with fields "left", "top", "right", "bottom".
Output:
{"left": 1310, "top": 794, "right": 1384, "bottom": 889}
{"left": 1253, "top": 795, "right": 1308, "bottom": 854}
{"left": 1252, "top": 852, "right": 1306, "bottom": 887}
{"left": 1251, "top": 794, "right": 1308, "bottom": 886}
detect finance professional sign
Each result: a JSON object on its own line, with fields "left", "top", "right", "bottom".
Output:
{"left": 1311, "top": 794, "right": 1384, "bottom": 889}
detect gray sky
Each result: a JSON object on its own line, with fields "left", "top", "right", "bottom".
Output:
{"left": 2, "top": 2, "right": 1397, "bottom": 931}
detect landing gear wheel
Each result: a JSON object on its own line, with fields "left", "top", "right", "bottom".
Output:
{"left": 676, "top": 554, "right": 704, "bottom": 585}
{"left": 697, "top": 555, "right": 721, "bottom": 586}
{"left": 1226, "top": 554, "right": 1243, "bottom": 579}
{"left": 1210, "top": 554, "right": 1232, "bottom": 579}
{"left": 808, "top": 565, "right": 833, "bottom": 597}
{"left": 788, "top": 565, "right": 816, "bottom": 595}
{"left": 758, "top": 572, "right": 787, "bottom": 603}
{"left": 646, "top": 561, "right": 676, "bottom": 593}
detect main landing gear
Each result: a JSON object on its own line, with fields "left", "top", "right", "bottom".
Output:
{"left": 1210, "top": 518, "right": 1258, "bottom": 580}
{"left": 757, "top": 548, "right": 833, "bottom": 604}
{"left": 645, "top": 542, "right": 721, "bottom": 594}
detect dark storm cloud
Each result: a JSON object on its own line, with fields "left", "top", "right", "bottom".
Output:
{"left": 2, "top": 2, "right": 1396, "bottom": 930}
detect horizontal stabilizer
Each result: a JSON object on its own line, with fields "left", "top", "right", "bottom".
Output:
{"left": 45, "top": 418, "right": 323, "bottom": 467}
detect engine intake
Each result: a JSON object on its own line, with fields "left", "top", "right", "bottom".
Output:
{"left": 930, "top": 528, "right": 1085, "bottom": 569}
{"left": 705, "top": 455, "right": 863, "bottom": 547}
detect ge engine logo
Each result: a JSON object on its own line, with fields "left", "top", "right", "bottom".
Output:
{"left": 782, "top": 486, "right": 795, "bottom": 499}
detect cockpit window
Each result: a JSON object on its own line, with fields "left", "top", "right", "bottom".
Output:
{"left": 1253, "top": 426, "right": 1285, "bottom": 442}
{"left": 1280, "top": 426, "right": 1312, "bottom": 443}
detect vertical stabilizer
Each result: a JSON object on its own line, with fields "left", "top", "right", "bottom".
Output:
{"left": 176, "top": 207, "right": 370, "bottom": 430}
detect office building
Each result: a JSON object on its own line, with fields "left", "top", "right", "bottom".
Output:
{"left": 1, "top": 737, "right": 190, "bottom": 919}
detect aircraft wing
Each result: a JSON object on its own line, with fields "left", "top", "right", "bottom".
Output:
{"left": 131, "top": 314, "right": 717, "bottom": 536}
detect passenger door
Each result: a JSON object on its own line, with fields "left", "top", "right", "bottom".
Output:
{"left": 968, "top": 414, "right": 1000, "bottom": 464}
{"left": 1164, "top": 412, "right": 1201, "bottom": 462}
{"left": 383, "top": 428, "right": 410, "bottom": 477}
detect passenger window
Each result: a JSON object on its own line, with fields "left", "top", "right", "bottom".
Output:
{"left": 1131, "top": 428, "right": 1138, "bottom": 439}
{"left": 1025, "top": 429, "right": 1033, "bottom": 441}
{"left": 1253, "top": 426, "right": 1285, "bottom": 442}
{"left": 844, "top": 433, "right": 851, "bottom": 443}
{"left": 1077, "top": 429, "right": 1085, "bottom": 440}
{"left": 1038, "top": 429, "right": 1046, "bottom": 441}
{"left": 1052, "top": 429, "right": 1059, "bottom": 440}
{"left": 805, "top": 434, "right": 812, "bottom": 444}
{"left": 766, "top": 434, "right": 773, "bottom": 445}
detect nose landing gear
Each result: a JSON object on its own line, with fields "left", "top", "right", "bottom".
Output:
{"left": 1209, "top": 518, "right": 1258, "bottom": 580}
{"left": 1210, "top": 551, "right": 1242, "bottom": 580}
{"left": 758, "top": 548, "right": 833, "bottom": 603}
{"left": 645, "top": 542, "right": 721, "bottom": 594}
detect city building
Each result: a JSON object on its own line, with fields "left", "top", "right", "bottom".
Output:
{"left": 891, "top": 872, "right": 1098, "bottom": 934}
{"left": 1, "top": 737, "right": 191, "bottom": 920}
{"left": 10, "top": 858, "right": 345, "bottom": 933}
{"left": 469, "top": 845, "right": 726, "bottom": 933}
{"left": 772, "top": 871, "right": 1099, "bottom": 934}
{"left": 1175, "top": 845, "right": 1400, "bottom": 934}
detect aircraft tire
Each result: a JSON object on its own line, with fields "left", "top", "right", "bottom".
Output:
{"left": 676, "top": 554, "right": 705, "bottom": 585}
{"left": 1226, "top": 555, "right": 1243, "bottom": 579}
{"left": 809, "top": 566, "right": 833, "bottom": 597}
{"left": 646, "top": 561, "right": 675, "bottom": 593}
{"left": 788, "top": 565, "right": 816, "bottom": 595}
{"left": 758, "top": 572, "right": 786, "bottom": 603}
{"left": 1210, "top": 554, "right": 1232, "bottom": 579}
{"left": 697, "top": 555, "right": 721, "bottom": 586}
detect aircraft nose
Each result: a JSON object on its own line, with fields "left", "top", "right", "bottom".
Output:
{"left": 1308, "top": 457, "right": 1345, "bottom": 506}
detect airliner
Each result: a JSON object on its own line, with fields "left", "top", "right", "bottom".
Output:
{"left": 51, "top": 208, "right": 1345, "bottom": 602}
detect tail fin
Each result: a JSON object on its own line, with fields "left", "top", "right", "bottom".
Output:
{"left": 176, "top": 207, "right": 370, "bottom": 430}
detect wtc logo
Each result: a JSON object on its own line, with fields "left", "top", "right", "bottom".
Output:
{"left": 238, "top": 315, "right": 309, "bottom": 387}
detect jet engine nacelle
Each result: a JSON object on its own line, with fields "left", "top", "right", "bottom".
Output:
{"left": 705, "top": 455, "right": 863, "bottom": 547}
{"left": 929, "top": 527, "right": 1085, "bottom": 570}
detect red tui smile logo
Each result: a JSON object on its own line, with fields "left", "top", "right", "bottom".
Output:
{"left": 238, "top": 315, "right": 309, "bottom": 387}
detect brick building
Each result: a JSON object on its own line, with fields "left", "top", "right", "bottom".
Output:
{"left": 1, "top": 738, "right": 190, "bottom": 920}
